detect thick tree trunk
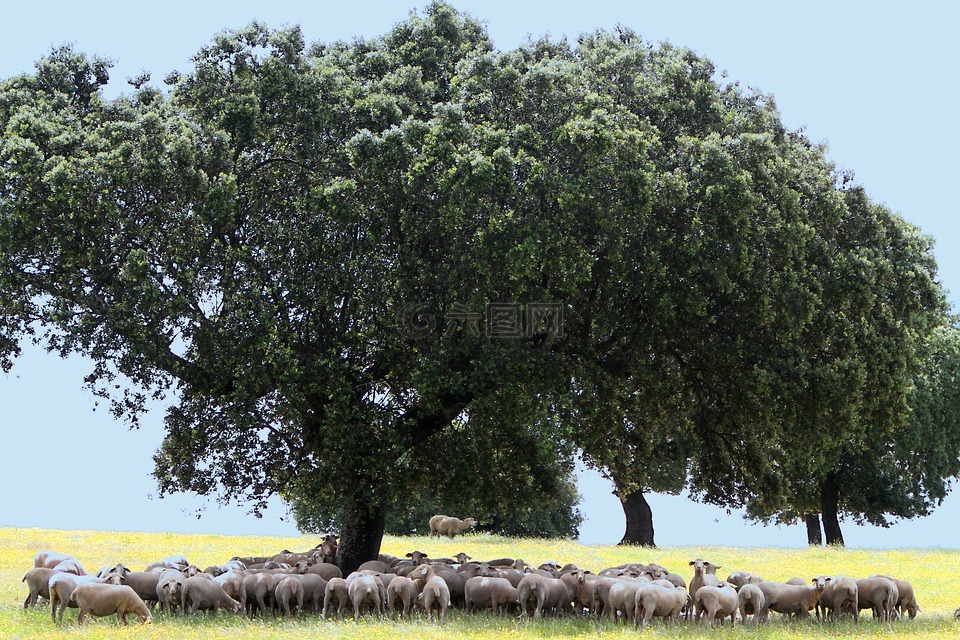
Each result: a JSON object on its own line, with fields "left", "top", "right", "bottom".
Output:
{"left": 804, "top": 513, "right": 823, "bottom": 546}
{"left": 335, "top": 494, "right": 386, "bottom": 575}
{"left": 820, "top": 473, "right": 845, "bottom": 546}
{"left": 618, "top": 489, "right": 656, "bottom": 547}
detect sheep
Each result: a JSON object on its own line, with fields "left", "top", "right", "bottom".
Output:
{"left": 855, "top": 576, "right": 899, "bottom": 621}
{"left": 409, "top": 564, "right": 467, "bottom": 607}
{"left": 464, "top": 576, "right": 518, "bottom": 616}
{"left": 607, "top": 579, "right": 646, "bottom": 623}
{"left": 420, "top": 573, "right": 451, "bottom": 622}
{"left": 634, "top": 584, "right": 687, "bottom": 628}
{"left": 274, "top": 575, "right": 304, "bottom": 617}
{"left": 429, "top": 514, "right": 450, "bottom": 537}
{"left": 156, "top": 570, "right": 187, "bottom": 616}
{"left": 560, "top": 568, "right": 595, "bottom": 615}
{"left": 73, "top": 583, "right": 152, "bottom": 625}
{"left": 387, "top": 575, "right": 420, "bottom": 619}
{"left": 180, "top": 575, "right": 243, "bottom": 616}
{"left": 874, "top": 575, "right": 919, "bottom": 619}
{"left": 436, "top": 516, "right": 477, "bottom": 539}
{"left": 33, "top": 551, "right": 78, "bottom": 569}
{"left": 323, "top": 577, "right": 350, "bottom": 617}
{"left": 405, "top": 550, "right": 430, "bottom": 565}
{"left": 517, "top": 573, "right": 551, "bottom": 619}
{"left": 288, "top": 573, "right": 327, "bottom": 614}
{"left": 49, "top": 572, "right": 121, "bottom": 623}
{"left": 454, "top": 552, "right": 473, "bottom": 564}
{"left": 348, "top": 574, "right": 385, "bottom": 617}
{"left": 357, "top": 560, "right": 392, "bottom": 573}
{"left": 116, "top": 570, "right": 162, "bottom": 609}
{"left": 737, "top": 583, "right": 765, "bottom": 624}
{"left": 694, "top": 582, "right": 738, "bottom": 626}
{"left": 22, "top": 568, "right": 61, "bottom": 608}
{"left": 589, "top": 576, "right": 627, "bottom": 618}
{"left": 817, "top": 576, "right": 858, "bottom": 622}
{"left": 758, "top": 577, "right": 827, "bottom": 620}
{"left": 50, "top": 558, "right": 89, "bottom": 576}
{"left": 687, "top": 558, "right": 721, "bottom": 619}
{"left": 293, "top": 559, "right": 342, "bottom": 580}
{"left": 243, "top": 572, "right": 278, "bottom": 617}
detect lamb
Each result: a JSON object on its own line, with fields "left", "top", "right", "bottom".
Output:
{"left": 737, "top": 583, "right": 765, "bottom": 624}
{"left": 464, "top": 576, "right": 518, "bottom": 616}
{"left": 22, "top": 567, "right": 61, "bottom": 608}
{"left": 180, "top": 575, "right": 243, "bottom": 616}
{"left": 274, "top": 575, "right": 304, "bottom": 617}
{"left": 323, "top": 577, "right": 350, "bottom": 617}
{"left": 420, "top": 574, "right": 451, "bottom": 622}
{"left": 855, "top": 576, "right": 899, "bottom": 621}
{"left": 634, "top": 584, "right": 687, "bottom": 628}
{"left": 817, "top": 576, "right": 858, "bottom": 622}
{"left": 387, "top": 575, "right": 420, "bottom": 619}
{"left": 758, "top": 577, "right": 827, "bottom": 620}
{"left": 694, "top": 582, "right": 738, "bottom": 626}
{"left": 73, "top": 583, "right": 152, "bottom": 625}
{"left": 348, "top": 574, "right": 385, "bottom": 617}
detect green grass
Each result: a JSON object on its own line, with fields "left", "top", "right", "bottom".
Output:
{"left": 2, "top": 527, "right": 958, "bottom": 638}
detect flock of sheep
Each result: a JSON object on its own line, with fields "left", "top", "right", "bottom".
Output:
{"left": 20, "top": 526, "right": 944, "bottom": 628}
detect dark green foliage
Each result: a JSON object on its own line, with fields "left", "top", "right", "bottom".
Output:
{"left": 0, "top": 1, "right": 951, "bottom": 563}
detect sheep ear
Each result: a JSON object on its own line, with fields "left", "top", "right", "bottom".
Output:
{"left": 688, "top": 561, "right": 695, "bottom": 566}
{"left": 584, "top": 570, "right": 593, "bottom": 574}
{"left": 714, "top": 565, "right": 722, "bottom": 570}
{"left": 406, "top": 553, "right": 413, "bottom": 558}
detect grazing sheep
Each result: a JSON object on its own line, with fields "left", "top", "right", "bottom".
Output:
{"left": 73, "top": 583, "right": 152, "bottom": 625}
{"left": 420, "top": 574, "right": 451, "bottom": 622}
{"left": 348, "top": 574, "right": 385, "bottom": 617}
{"left": 274, "top": 576, "right": 304, "bottom": 617}
{"left": 518, "top": 573, "right": 551, "bottom": 619}
{"left": 436, "top": 516, "right": 477, "bottom": 539}
{"left": 22, "top": 568, "right": 61, "bottom": 608}
{"left": 874, "top": 575, "right": 919, "bottom": 619}
{"left": 464, "top": 576, "right": 518, "bottom": 616}
{"left": 49, "top": 573, "right": 121, "bottom": 623}
{"left": 323, "top": 577, "right": 350, "bottom": 617}
{"left": 737, "top": 583, "right": 765, "bottom": 624}
{"left": 817, "top": 576, "right": 858, "bottom": 622}
{"left": 695, "top": 582, "right": 738, "bottom": 627}
{"left": 635, "top": 584, "right": 687, "bottom": 628}
{"left": 758, "top": 577, "right": 827, "bottom": 620}
{"left": 856, "top": 576, "right": 899, "bottom": 622}
{"left": 387, "top": 576, "right": 420, "bottom": 619}
{"left": 786, "top": 577, "right": 808, "bottom": 586}
{"left": 181, "top": 576, "right": 243, "bottom": 616}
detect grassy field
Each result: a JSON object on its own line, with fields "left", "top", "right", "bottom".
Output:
{"left": 2, "top": 527, "right": 959, "bottom": 639}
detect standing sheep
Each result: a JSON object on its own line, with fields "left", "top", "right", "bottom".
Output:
{"left": 73, "top": 583, "right": 152, "bottom": 625}
{"left": 436, "top": 516, "right": 477, "bottom": 539}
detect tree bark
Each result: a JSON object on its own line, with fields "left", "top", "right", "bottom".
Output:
{"left": 335, "top": 493, "right": 386, "bottom": 575}
{"left": 618, "top": 489, "right": 656, "bottom": 547}
{"left": 804, "top": 513, "right": 823, "bottom": 546}
{"left": 820, "top": 473, "right": 845, "bottom": 546}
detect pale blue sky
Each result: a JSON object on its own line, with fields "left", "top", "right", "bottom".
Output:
{"left": 2, "top": 1, "right": 958, "bottom": 548}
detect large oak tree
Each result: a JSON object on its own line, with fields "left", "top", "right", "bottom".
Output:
{"left": 1, "top": 2, "right": 949, "bottom": 563}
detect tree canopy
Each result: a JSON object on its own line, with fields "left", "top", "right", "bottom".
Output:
{"left": 0, "top": 2, "right": 950, "bottom": 563}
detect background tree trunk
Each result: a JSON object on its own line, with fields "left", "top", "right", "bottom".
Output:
{"left": 335, "top": 495, "right": 386, "bottom": 575}
{"left": 820, "top": 473, "right": 845, "bottom": 546}
{"left": 804, "top": 513, "right": 823, "bottom": 545}
{"left": 618, "top": 489, "right": 656, "bottom": 547}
